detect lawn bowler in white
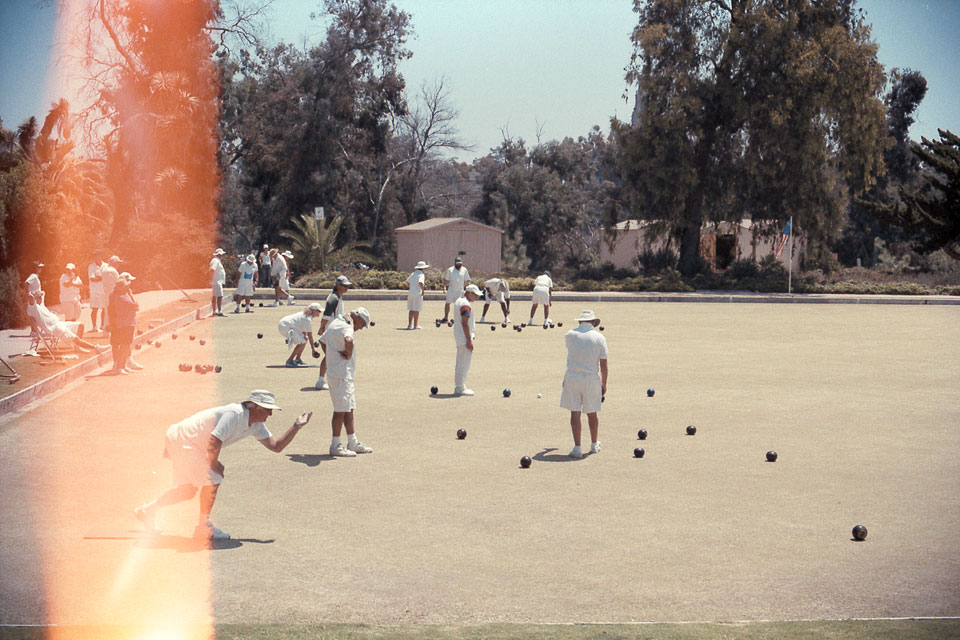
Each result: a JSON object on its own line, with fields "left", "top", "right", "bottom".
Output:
{"left": 235, "top": 254, "right": 258, "bottom": 312}
{"left": 133, "top": 391, "right": 312, "bottom": 541}
{"left": 528, "top": 270, "right": 554, "bottom": 327}
{"left": 480, "top": 277, "right": 511, "bottom": 324}
{"left": 58, "top": 263, "right": 83, "bottom": 322}
{"left": 561, "top": 310, "right": 608, "bottom": 458}
{"left": 277, "top": 303, "right": 323, "bottom": 367}
{"left": 24, "top": 261, "right": 43, "bottom": 296}
{"left": 87, "top": 250, "right": 106, "bottom": 332}
{"left": 258, "top": 244, "right": 272, "bottom": 287}
{"left": 26, "top": 290, "right": 107, "bottom": 355}
{"left": 315, "top": 275, "right": 351, "bottom": 390}
{"left": 269, "top": 248, "right": 294, "bottom": 306}
{"left": 319, "top": 308, "right": 373, "bottom": 456}
{"left": 210, "top": 248, "right": 226, "bottom": 316}
{"left": 406, "top": 260, "right": 428, "bottom": 329}
{"left": 100, "top": 256, "right": 122, "bottom": 330}
{"left": 441, "top": 256, "right": 470, "bottom": 323}
{"left": 453, "top": 284, "right": 481, "bottom": 396}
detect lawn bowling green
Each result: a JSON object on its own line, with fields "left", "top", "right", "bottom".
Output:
{"left": 0, "top": 299, "right": 957, "bottom": 626}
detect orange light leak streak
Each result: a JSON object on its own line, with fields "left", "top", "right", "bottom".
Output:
{"left": 26, "top": 1, "right": 221, "bottom": 638}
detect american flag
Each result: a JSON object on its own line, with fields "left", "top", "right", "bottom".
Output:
{"left": 774, "top": 220, "right": 791, "bottom": 259}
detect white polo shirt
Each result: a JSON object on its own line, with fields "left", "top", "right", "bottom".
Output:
{"left": 407, "top": 270, "right": 425, "bottom": 295}
{"left": 88, "top": 262, "right": 104, "bottom": 296}
{"left": 320, "top": 316, "right": 356, "bottom": 379}
{"left": 271, "top": 255, "right": 287, "bottom": 278}
{"left": 484, "top": 278, "right": 510, "bottom": 298}
{"left": 259, "top": 250, "right": 271, "bottom": 267}
{"left": 166, "top": 403, "right": 270, "bottom": 450}
{"left": 453, "top": 296, "right": 475, "bottom": 345}
{"left": 533, "top": 274, "right": 553, "bottom": 290}
{"left": 210, "top": 257, "right": 226, "bottom": 285}
{"left": 100, "top": 264, "right": 120, "bottom": 297}
{"left": 444, "top": 265, "right": 470, "bottom": 294}
{"left": 59, "top": 273, "right": 81, "bottom": 302}
{"left": 564, "top": 323, "right": 608, "bottom": 377}
{"left": 278, "top": 310, "right": 313, "bottom": 336}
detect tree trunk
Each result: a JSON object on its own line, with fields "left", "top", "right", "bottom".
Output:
{"left": 677, "top": 223, "right": 701, "bottom": 275}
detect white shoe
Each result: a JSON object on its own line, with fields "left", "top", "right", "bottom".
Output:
{"left": 194, "top": 522, "right": 230, "bottom": 540}
{"left": 347, "top": 440, "right": 373, "bottom": 454}
{"left": 453, "top": 388, "right": 474, "bottom": 396}
{"left": 127, "top": 359, "right": 144, "bottom": 370}
{"left": 330, "top": 443, "right": 357, "bottom": 457}
{"left": 504, "top": 317, "right": 511, "bottom": 324}
{"left": 479, "top": 316, "right": 486, "bottom": 323}
{"left": 268, "top": 301, "right": 279, "bottom": 307}
{"left": 315, "top": 379, "right": 329, "bottom": 390}
{"left": 569, "top": 446, "right": 583, "bottom": 459}
{"left": 589, "top": 441, "right": 601, "bottom": 454}
{"left": 286, "top": 296, "right": 295, "bottom": 305}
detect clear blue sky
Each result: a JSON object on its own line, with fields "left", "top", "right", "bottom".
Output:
{"left": 1, "top": 0, "right": 958, "bottom": 161}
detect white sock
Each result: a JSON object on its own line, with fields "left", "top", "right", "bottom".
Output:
{"left": 331, "top": 436, "right": 341, "bottom": 448}
{"left": 347, "top": 433, "right": 359, "bottom": 445}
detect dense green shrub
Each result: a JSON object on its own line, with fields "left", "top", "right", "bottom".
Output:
{"left": 0, "top": 266, "right": 27, "bottom": 330}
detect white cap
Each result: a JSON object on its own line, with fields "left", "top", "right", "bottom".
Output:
{"left": 307, "top": 302, "right": 323, "bottom": 313}
{"left": 65, "top": 263, "right": 76, "bottom": 270}
{"left": 246, "top": 390, "right": 281, "bottom": 410}
{"left": 351, "top": 307, "right": 371, "bottom": 327}
{"left": 119, "top": 271, "right": 136, "bottom": 282}
{"left": 108, "top": 255, "right": 122, "bottom": 263}
{"left": 464, "top": 284, "right": 481, "bottom": 295}
{"left": 336, "top": 275, "right": 352, "bottom": 287}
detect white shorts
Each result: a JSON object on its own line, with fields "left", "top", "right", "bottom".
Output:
{"left": 212, "top": 282, "right": 224, "bottom": 297}
{"left": 278, "top": 277, "right": 290, "bottom": 290}
{"left": 236, "top": 280, "right": 254, "bottom": 297}
{"left": 445, "top": 288, "right": 462, "bottom": 304}
{"left": 484, "top": 288, "right": 504, "bottom": 305}
{"left": 279, "top": 327, "right": 307, "bottom": 348}
{"left": 165, "top": 433, "right": 223, "bottom": 487}
{"left": 407, "top": 293, "right": 423, "bottom": 312}
{"left": 328, "top": 376, "right": 356, "bottom": 412}
{"left": 531, "top": 286, "right": 550, "bottom": 305}
{"left": 560, "top": 373, "right": 602, "bottom": 414}
{"left": 90, "top": 291, "right": 107, "bottom": 309}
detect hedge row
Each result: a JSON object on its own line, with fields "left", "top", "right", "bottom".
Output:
{"left": 294, "top": 269, "right": 960, "bottom": 296}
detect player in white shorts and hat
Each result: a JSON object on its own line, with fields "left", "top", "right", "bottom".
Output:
{"left": 210, "top": 248, "right": 226, "bottom": 316}
{"left": 234, "top": 254, "right": 258, "bottom": 312}
{"left": 58, "top": 263, "right": 83, "bottom": 322}
{"left": 87, "top": 250, "right": 107, "bottom": 332}
{"left": 133, "top": 390, "right": 313, "bottom": 541}
{"left": 561, "top": 310, "right": 608, "bottom": 458}
{"left": 440, "top": 256, "right": 470, "bottom": 323}
{"left": 277, "top": 303, "right": 322, "bottom": 367}
{"left": 406, "top": 261, "right": 428, "bottom": 329}
{"left": 528, "top": 270, "right": 554, "bottom": 327}
{"left": 319, "top": 307, "right": 374, "bottom": 456}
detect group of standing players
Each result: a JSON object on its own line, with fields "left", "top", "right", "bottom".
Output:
{"left": 135, "top": 255, "right": 608, "bottom": 542}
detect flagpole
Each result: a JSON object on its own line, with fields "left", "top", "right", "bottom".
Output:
{"left": 787, "top": 215, "right": 793, "bottom": 294}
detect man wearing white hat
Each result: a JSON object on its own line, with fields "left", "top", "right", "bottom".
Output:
{"left": 87, "top": 250, "right": 107, "bottom": 333}
{"left": 278, "top": 303, "right": 323, "bottom": 367}
{"left": 133, "top": 390, "right": 313, "bottom": 541}
{"left": 315, "top": 275, "right": 351, "bottom": 390}
{"left": 210, "top": 248, "right": 227, "bottom": 317}
{"left": 406, "top": 261, "right": 428, "bottom": 329}
{"left": 25, "top": 261, "right": 43, "bottom": 296}
{"left": 234, "top": 253, "right": 258, "bottom": 313}
{"left": 58, "top": 263, "right": 83, "bottom": 322}
{"left": 440, "top": 256, "right": 470, "bottom": 323}
{"left": 26, "top": 289, "right": 107, "bottom": 356}
{"left": 269, "top": 249, "right": 294, "bottom": 306}
{"left": 480, "top": 276, "right": 511, "bottom": 324}
{"left": 453, "top": 284, "right": 481, "bottom": 396}
{"left": 528, "top": 270, "right": 554, "bottom": 327}
{"left": 561, "top": 310, "right": 608, "bottom": 459}
{"left": 319, "top": 308, "right": 373, "bottom": 456}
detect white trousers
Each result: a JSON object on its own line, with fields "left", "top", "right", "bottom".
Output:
{"left": 454, "top": 343, "right": 472, "bottom": 391}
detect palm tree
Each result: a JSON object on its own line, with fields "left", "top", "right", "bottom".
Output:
{"left": 279, "top": 213, "right": 375, "bottom": 274}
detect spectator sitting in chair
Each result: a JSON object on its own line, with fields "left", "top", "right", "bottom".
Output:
{"left": 26, "top": 290, "right": 107, "bottom": 355}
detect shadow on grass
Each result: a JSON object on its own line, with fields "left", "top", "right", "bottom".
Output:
{"left": 287, "top": 453, "right": 334, "bottom": 467}
{"left": 134, "top": 534, "right": 274, "bottom": 553}
{"left": 533, "top": 447, "right": 581, "bottom": 463}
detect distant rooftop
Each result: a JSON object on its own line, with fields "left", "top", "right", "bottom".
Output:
{"left": 396, "top": 217, "right": 503, "bottom": 234}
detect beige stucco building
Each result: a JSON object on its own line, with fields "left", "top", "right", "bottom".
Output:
{"left": 396, "top": 217, "right": 503, "bottom": 273}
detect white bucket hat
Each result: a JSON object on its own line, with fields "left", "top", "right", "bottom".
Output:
{"left": 464, "top": 284, "right": 481, "bottom": 295}
{"left": 576, "top": 310, "right": 599, "bottom": 323}
{"left": 245, "top": 254, "right": 256, "bottom": 263}
{"left": 213, "top": 248, "right": 225, "bottom": 256}
{"left": 281, "top": 250, "right": 294, "bottom": 259}
{"left": 351, "top": 307, "right": 371, "bottom": 327}
{"left": 65, "top": 262, "right": 76, "bottom": 270}
{"left": 414, "top": 260, "right": 429, "bottom": 270}
{"left": 119, "top": 271, "right": 136, "bottom": 283}
{"left": 246, "top": 390, "right": 281, "bottom": 410}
